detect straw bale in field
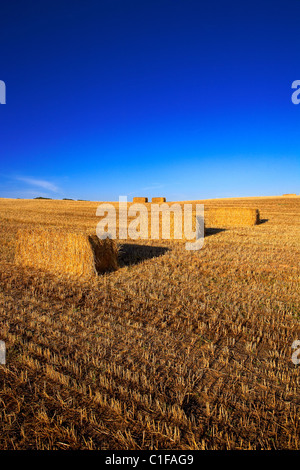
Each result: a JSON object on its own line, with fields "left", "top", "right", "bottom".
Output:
{"left": 206, "top": 207, "right": 260, "bottom": 227}
{"left": 15, "top": 228, "right": 118, "bottom": 278}
{"left": 133, "top": 197, "right": 148, "bottom": 203}
{"left": 151, "top": 197, "right": 166, "bottom": 203}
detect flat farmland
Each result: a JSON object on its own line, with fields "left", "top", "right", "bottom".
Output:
{"left": 0, "top": 196, "right": 299, "bottom": 450}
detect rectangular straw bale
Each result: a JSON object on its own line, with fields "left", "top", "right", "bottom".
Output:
{"left": 151, "top": 197, "right": 166, "bottom": 203}
{"left": 206, "top": 207, "right": 260, "bottom": 227}
{"left": 133, "top": 197, "right": 148, "bottom": 203}
{"left": 15, "top": 228, "right": 118, "bottom": 278}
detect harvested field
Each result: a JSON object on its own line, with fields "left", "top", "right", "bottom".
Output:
{"left": 96, "top": 201, "right": 204, "bottom": 242}
{"left": 0, "top": 196, "right": 300, "bottom": 450}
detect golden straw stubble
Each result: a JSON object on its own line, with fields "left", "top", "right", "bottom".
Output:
{"left": 123, "top": 204, "right": 205, "bottom": 241}
{"left": 14, "top": 227, "right": 118, "bottom": 278}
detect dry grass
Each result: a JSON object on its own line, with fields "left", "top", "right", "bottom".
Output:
{"left": 118, "top": 204, "right": 204, "bottom": 241}
{"left": 96, "top": 201, "right": 203, "bottom": 242}
{"left": 0, "top": 196, "right": 299, "bottom": 450}
{"left": 15, "top": 227, "right": 118, "bottom": 279}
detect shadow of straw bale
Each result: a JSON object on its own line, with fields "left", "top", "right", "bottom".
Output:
{"left": 205, "top": 227, "right": 227, "bottom": 236}
{"left": 118, "top": 243, "right": 170, "bottom": 267}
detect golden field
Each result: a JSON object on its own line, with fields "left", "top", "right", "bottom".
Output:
{"left": 0, "top": 195, "right": 299, "bottom": 450}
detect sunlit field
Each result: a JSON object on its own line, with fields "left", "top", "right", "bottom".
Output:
{"left": 0, "top": 196, "right": 299, "bottom": 450}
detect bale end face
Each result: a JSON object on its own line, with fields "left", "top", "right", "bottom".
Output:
{"left": 88, "top": 234, "right": 118, "bottom": 273}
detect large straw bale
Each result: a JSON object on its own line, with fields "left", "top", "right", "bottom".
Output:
{"left": 206, "top": 207, "right": 260, "bottom": 227}
{"left": 133, "top": 197, "right": 148, "bottom": 203}
{"left": 151, "top": 197, "right": 166, "bottom": 203}
{"left": 15, "top": 228, "right": 118, "bottom": 278}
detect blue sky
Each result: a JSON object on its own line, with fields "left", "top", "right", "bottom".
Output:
{"left": 0, "top": 0, "right": 299, "bottom": 201}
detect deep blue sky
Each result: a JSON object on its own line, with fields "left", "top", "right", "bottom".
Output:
{"left": 0, "top": 0, "right": 299, "bottom": 201}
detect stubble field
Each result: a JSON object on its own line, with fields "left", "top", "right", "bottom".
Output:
{"left": 0, "top": 196, "right": 299, "bottom": 450}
